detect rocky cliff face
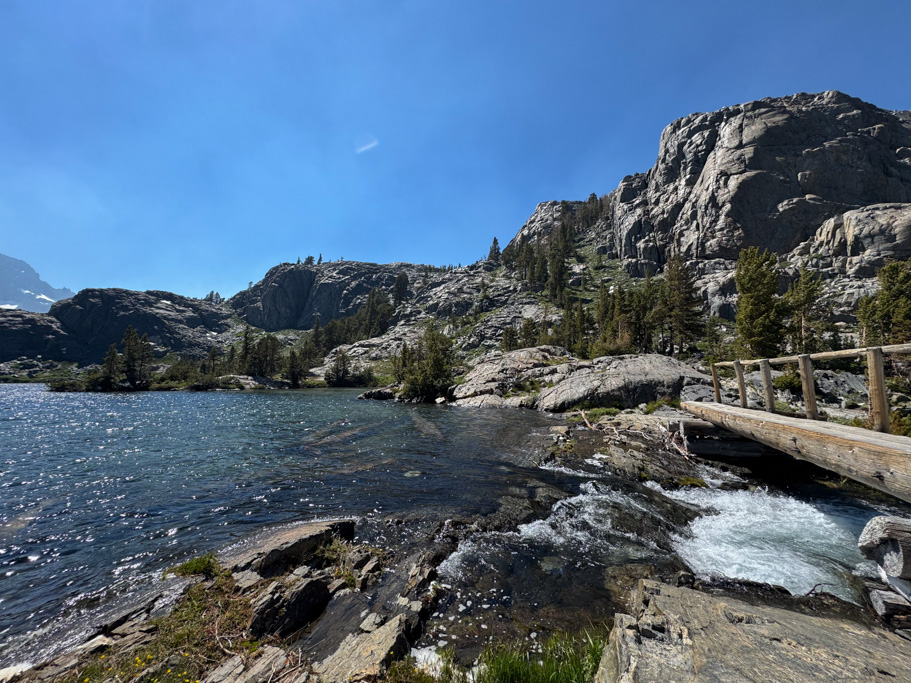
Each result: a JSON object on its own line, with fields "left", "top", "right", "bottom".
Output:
{"left": 230, "top": 261, "right": 424, "bottom": 331}
{"left": 508, "top": 91, "right": 911, "bottom": 315}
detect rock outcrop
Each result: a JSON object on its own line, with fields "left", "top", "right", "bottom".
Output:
{"left": 597, "top": 579, "right": 911, "bottom": 682}
{"left": 0, "top": 288, "right": 237, "bottom": 363}
{"left": 230, "top": 261, "right": 424, "bottom": 332}
{"left": 451, "top": 347, "right": 711, "bottom": 411}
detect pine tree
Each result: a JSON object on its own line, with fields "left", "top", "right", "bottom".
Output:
{"left": 304, "top": 255, "right": 315, "bottom": 266}
{"left": 856, "top": 259, "right": 911, "bottom": 345}
{"left": 401, "top": 324, "right": 454, "bottom": 400}
{"left": 121, "top": 327, "right": 153, "bottom": 390}
{"left": 240, "top": 326, "right": 253, "bottom": 372}
{"left": 734, "top": 247, "right": 785, "bottom": 358}
{"left": 101, "top": 343, "right": 121, "bottom": 390}
{"left": 500, "top": 326, "right": 519, "bottom": 352}
{"left": 325, "top": 349, "right": 351, "bottom": 386}
{"left": 394, "top": 271, "right": 410, "bottom": 306}
{"left": 203, "top": 346, "right": 220, "bottom": 378}
{"left": 488, "top": 237, "right": 501, "bottom": 263}
{"left": 783, "top": 267, "right": 827, "bottom": 354}
{"left": 519, "top": 318, "right": 538, "bottom": 348}
{"left": 663, "top": 255, "right": 703, "bottom": 356}
{"left": 534, "top": 243, "right": 548, "bottom": 288}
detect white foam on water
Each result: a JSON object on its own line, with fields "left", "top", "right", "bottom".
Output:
{"left": 663, "top": 485, "right": 877, "bottom": 601}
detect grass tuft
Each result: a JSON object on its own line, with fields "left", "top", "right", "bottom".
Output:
{"left": 166, "top": 552, "right": 220, "bottom": 579}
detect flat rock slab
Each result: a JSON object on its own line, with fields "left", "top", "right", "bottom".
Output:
{"left": 598, "top": 579, "right": 911, "bottom": 682}
{"left": 222, "top": 520, "right": 354, "bottom": 576}
{"left": 312, "top": 613, "right": 409, "bottom": 683}
{"left": 201, "top": 645, "right": 310, "bottom": 683}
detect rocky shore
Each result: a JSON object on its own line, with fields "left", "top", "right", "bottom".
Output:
{"left": 4, "top": 400, "right": 909, "bottom": 683}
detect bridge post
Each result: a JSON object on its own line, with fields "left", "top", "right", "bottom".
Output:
{"left": 797, "top": 354, "right": 818, "bottom": 420}
{"left": 760, "top": 359, "right": 775, "bottom": 412}
{"left": 733, "top": 360, "right": 747, "bottom": 408}
{"left": 711, "top": 364, "right": 721, "bottom": 403}
{"left": 867, "top": 346, "right": 891, "bottom": 433}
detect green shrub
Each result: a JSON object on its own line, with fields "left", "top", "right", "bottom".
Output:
{"left": 892, "top": 411, "right": 911, "bottom": 437}
{"left": 644, "top": 397, "right": 680, "bottom": 414}
{"left": 773, "top": 371, "right": 802, "bottom": 393}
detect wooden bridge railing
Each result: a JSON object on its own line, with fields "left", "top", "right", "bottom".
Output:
{"left": 711, "top": 343, "right": 911, "bottom": 433}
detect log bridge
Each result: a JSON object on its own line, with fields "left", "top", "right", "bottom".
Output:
{"left": 681, "top": 343, "right": 911, "bottom": 503}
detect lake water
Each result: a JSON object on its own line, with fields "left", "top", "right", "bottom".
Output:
{"left": 0, "top": 384, "right": 554, "bottom": 666}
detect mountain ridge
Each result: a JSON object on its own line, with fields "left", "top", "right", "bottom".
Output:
{"left": 3, "top": 89, "right": 911, "bottom": 365}
{"left": 0, "top": 253, "right": 75, "bottom": 313}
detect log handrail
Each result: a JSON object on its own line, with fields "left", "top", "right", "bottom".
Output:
{"left": 712, "top": 343, "right": 911, "bottom": 368}
{"left": 710, "top": 343, "right": 911, "bottom": 434}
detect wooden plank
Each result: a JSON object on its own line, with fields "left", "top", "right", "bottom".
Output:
{"left": 681, "top": 401, "right": 911, "bottom": 504}
{"left": 760, "top": 359, "right": 775, "bottom": 413}
{"left": 797, "top": 354, "right": 818, "bottom": 421}
{"left": 710, "top": 364, "right": 722, "bottom": 403}
{"left": 868, "top": 346, "right": 891, "bottom": 434}
{"left": 733, "top": 360, "right": 747, "bottom": 408}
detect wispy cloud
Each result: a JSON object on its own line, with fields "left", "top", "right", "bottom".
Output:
{"left": 355, "top": 138, "right": 379, "bottom": 154}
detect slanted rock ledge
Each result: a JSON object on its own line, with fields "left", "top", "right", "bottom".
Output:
{"left": 596, "top": 579, "right": 911, "bottom": 682}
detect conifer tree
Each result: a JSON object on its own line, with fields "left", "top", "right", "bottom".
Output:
{"left": 734, "top": 247, "right": 785, "bottom": 358}
{"left": 401, "top": 323, "right": 454, "bottom": 400}
{"left": 500, "top": 326, "right": 519, "bottom": 352}
{"left": 101, "top": 343, "right": 121, "bottom": 390}
{"left": 856, "top": 259, "right": 911, "bottom": 345}
{"left": 121, "top": 326, "right": 153, "bottom": 390}
{"left": 783, "top": 267, "right": 827, "bottom": 354}
{"left": 488, "top": 237, "right": 501, "bottom": 263}
{"left": 663, "top": 255, "right": 703, "bottom": 356}
{"left": 394, "top": 271, "right": 410, "bottom": 306}
{"left": 286, "top": 349, "right": 302, "bottom": 387}
{"left": 519, "top": 318, "right": 539, "bottom": 349}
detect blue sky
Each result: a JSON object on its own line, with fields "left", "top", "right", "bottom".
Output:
{"left": 1, "top": 0, "right": 909, "bottom": 298}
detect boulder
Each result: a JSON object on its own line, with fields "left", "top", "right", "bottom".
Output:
{"left": 533, "top": 355, "right": 710, "bottom": 412}
{"left": 451, "top": 345, "right": 571, "bottom": 403}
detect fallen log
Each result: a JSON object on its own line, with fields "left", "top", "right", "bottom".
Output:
{"left": 858, "top": 516, "right": 911, "bottom": 580}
